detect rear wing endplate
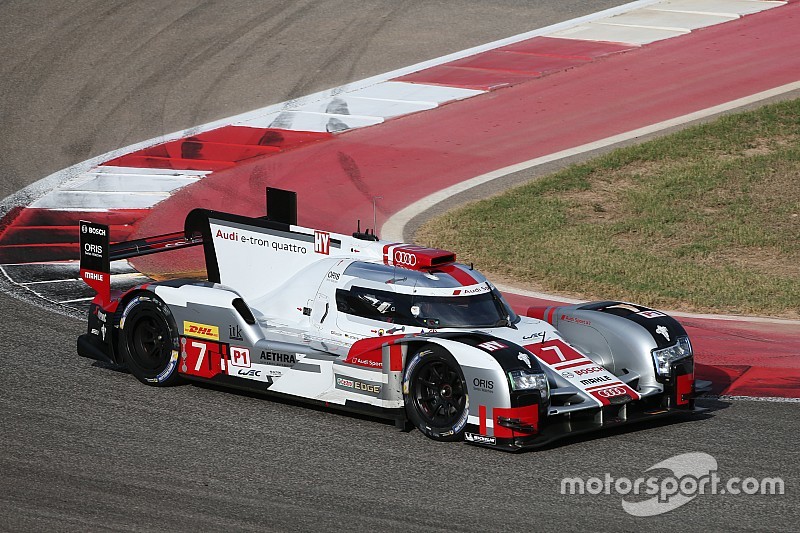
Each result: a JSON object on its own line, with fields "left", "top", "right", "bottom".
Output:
{"left": 79, "top": 187, "right": 298, "bottom": 305}
{"left": 79, "top": 222, "right": 203, "bottom": 305}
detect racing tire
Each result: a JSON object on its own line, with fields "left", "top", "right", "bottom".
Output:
{"left": 118, "top": 294, "right": 181, "bottom": 386}
{"left": 403, "top": 345, "right": 469, "bottom": 442}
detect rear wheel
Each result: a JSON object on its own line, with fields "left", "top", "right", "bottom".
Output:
{"left": 118, "top": 294, "right": 181, "bottom": 386}
{"left": 403, "top": 345, "right": 469, "bottom": 441}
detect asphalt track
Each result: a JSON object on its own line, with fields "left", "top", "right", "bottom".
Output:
{"left": 0, "top": 2, "right": 798, "bottom": 531}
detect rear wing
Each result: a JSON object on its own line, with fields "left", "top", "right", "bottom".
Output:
{"left": 79, "top": 223, "right": 203, "bottom": 305}
{"left": 79, "top": 188, "right": 299, "bottom": 305}
{"left": 79, "top": 187, "right": 458, "bottom": 304}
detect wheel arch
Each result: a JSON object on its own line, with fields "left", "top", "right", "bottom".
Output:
{"left": 401, "top": 336, "right": 515, "bottom": 421}
{"left": 105, "top": 287, "right": 162, "bottom": 364}
{"left": 115, "top": 289, "right": 182, "bottom": 386}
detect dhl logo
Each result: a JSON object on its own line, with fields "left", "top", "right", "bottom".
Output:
{"left": 183, "top": 321, "right": 219, "bottom": 341}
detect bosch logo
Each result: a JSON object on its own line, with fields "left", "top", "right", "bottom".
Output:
{"left": 574, "top": 366, "right": 604, "bottom": 376}
{"left": 394, "top": 251, "right": 417, "bottom": 266}
{"left": 597, "top": 387, "right": 627, "bottom": 398}
{"left": 81, "top": 224, "right": 106, "bottom": 236}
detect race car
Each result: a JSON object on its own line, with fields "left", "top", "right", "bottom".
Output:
{"left": 77, "top": 188, "right": 703, "bottom": 451}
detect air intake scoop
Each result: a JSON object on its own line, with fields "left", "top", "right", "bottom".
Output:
{"left": 382, "top": 244, "right": 456, "bottom": 270}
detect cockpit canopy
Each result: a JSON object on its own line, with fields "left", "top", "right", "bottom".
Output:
{"left": 336, "top": 261, "right": 519, "bottom": 329}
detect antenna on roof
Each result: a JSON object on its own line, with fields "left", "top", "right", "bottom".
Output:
{"left": 372, "top": 196, "right": 383, "bottom": 239}
{"left": 353, "top": 218, "right": 378, "bottom": 241}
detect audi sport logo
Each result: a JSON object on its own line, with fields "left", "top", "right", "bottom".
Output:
{"left": 394, "top": 250, "right": 417, "bottom": 266}
{"left": 597, "top": 387, "right": 627, "bottom": 398}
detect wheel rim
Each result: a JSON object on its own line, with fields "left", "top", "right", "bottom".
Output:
{"left": 413, "top": 359, "right": 467, "bottom": 427}
{"left": 129, "top": 314, "right": 171, "bottom": 372}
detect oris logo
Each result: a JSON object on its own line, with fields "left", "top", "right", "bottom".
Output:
{"left": 574, "top": 366, "right": 604, "bottom": 376}
{"left": 394, "top": 251, "right": 417, "bottom": 266}
{"left": 597, "top": 387, "right": 627, "bottom": 398}
{"left": 473, "top": 378, "right": 493, "bottom": 390}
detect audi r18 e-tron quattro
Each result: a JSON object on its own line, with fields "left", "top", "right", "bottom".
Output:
{"left": 78, "top": 188, "right": 703, "bottom": 451}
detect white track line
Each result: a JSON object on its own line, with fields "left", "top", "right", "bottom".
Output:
{"left": 58, "top": 297, "right": 96, "bottom": 304}
{"left": 1, "top": 0, "right": 665, "bottom": 216}
{"left": 710, "top": 395, "right": 800, "bottom": 403}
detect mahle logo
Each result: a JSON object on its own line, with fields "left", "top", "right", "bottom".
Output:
{"left": 183, "top": 321, "right": 219, "bottom": 341}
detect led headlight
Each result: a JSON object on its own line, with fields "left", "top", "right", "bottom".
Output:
{"left": 652, "top": 336, "right": 693, "bottom": 377}
{"left": 508, "top": 370, "right": 549, "bottom": 400}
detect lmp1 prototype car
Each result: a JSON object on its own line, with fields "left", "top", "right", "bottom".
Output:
{"left": 78, "top": 188, "right": 702, "bottom": 451}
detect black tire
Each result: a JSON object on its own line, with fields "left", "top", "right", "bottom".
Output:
{"left": 403, "top": 345, "right": 469, "bottom": 442}
{"left": 118, "top": 294, "right": 181, "bottom": 386}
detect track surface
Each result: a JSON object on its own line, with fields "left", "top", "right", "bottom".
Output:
{"left": 1, "top": 2, "right": 797, "bottom": 531}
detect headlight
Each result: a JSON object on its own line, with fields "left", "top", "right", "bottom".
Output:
{"left": 652, "top": 336, "right": 693, "bottom": 377}
{"left": 508, "top": 370, "right": 549, "bottom": 400}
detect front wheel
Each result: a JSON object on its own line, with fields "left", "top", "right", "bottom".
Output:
{"left": 403, "top": 345, "right": 469, "bottom": 441}
{"left": 118, "top": 294, "right": 181, "bottom": 386}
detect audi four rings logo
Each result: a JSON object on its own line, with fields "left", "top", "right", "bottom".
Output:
{"left": 394, "top": 251, "right": 417, "bottom": 266}
{"left": 597, "top": 387, "right": 627, "bottom": 398}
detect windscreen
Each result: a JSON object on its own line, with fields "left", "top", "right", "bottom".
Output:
{"left": 336, "top": 285, "right": 517, "bottom": 328}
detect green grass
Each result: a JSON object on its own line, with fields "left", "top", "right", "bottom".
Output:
{"left": 417, "top": 98, "right": 800, "bottom": 318}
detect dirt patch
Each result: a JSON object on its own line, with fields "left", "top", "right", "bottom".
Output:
{"left": 701, "top": 247, "right": 800, "bottom": 279}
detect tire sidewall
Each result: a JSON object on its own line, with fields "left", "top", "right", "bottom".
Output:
{"left": 403, "top": 345, "right": 469, "bottom": 441}
{"left": 119, "top": 294, "right": 181, "bottom": 386}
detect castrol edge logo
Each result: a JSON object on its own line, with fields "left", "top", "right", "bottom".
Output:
{"left": 183, "top": 321, "right": 219, "bottom": 341}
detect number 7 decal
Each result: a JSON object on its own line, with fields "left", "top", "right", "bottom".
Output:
{"left": 523, "top": 339, "right": 585, "bottom": 366}
{"left": 180, "top": 338, "right": 224, "bottom": 379}
{"left": 541, "top": 345, "right": 567, "bottom": 362}
{"left": 192, "top": 341, "right": 207, "bottom": 371}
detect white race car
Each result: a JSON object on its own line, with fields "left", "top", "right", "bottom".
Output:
{"left": 78, "top": 188, "right": 702, "bottom": 451}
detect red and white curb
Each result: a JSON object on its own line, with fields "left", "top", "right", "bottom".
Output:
{"left": 0, "top": 0, "right": 785, "bottom": 265}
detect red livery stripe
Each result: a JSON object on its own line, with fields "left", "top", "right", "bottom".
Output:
{"left": 554, "top": 359, "right": 594, "bottom": 370}
{"left": 437, "top": 264, "right": 478, "bottom": 286}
